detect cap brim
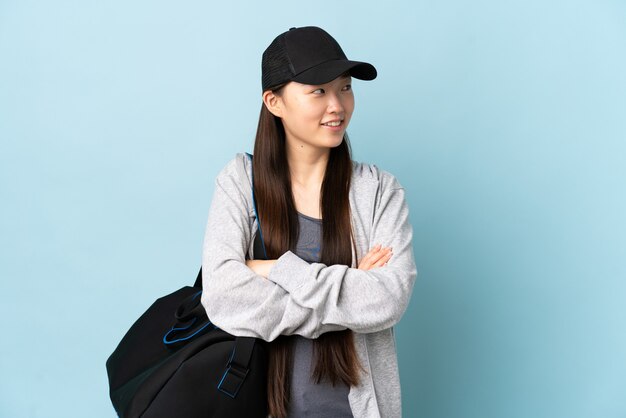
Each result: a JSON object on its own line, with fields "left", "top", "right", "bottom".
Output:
{"left": 291, "top": 59, "right": 377, "bottom": 85}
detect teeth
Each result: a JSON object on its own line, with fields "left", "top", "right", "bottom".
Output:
{"left": 323, "top": 121, "right": 341, "bottom": 127}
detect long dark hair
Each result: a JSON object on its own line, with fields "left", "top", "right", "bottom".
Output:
{"left": 253, "top": 76, "right": 366, "bottom": 418}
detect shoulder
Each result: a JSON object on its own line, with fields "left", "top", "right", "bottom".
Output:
{"left": 210, "top": 153, "right": 254, "bottom": 215}
{"left": 216, "top": 152, "right": 248, "bottom": 177}
{"left": 351, "top": 159, "right": 404, "bottom": 192}
{"left": 214, "top": 152, "right": 252, "bottom": 186}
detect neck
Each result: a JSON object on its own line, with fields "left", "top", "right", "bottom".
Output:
{"left": 285, "top": 140, "right": 330, "bottom": 189}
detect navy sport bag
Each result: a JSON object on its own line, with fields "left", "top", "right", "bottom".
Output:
{"left": 106, "top": 153, "right": 270, "bottom": 418}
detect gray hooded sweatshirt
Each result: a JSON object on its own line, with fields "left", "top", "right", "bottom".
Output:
{"left": 201, "top": 152, "right": 418, "bottom": 418}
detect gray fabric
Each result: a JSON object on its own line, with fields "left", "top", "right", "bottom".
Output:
{"left": 201, "top": 152, "right": 418, "bottom": 417}
{"left": 287, "top": 212, "right": 353, "bottom": 418}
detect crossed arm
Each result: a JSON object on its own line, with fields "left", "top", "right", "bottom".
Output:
{"left": 245, "top": 244, "right": 393, "bottom": 278}
{"left": 201, "top": 159, "right": 417, "bottom": 341}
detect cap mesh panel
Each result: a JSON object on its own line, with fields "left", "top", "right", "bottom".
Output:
{"left": 262, "top": 36, "right": 293, "bottom": 91}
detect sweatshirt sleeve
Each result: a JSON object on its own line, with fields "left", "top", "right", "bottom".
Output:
{"left": 200, "top": 158, "right": 347, "bottom": 342}
{"left": 267, "top": 171, "right": 418, "bottom": 335}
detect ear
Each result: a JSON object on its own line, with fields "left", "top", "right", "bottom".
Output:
{"left": 262, "top": 90, "right": 283, "bottom": 118}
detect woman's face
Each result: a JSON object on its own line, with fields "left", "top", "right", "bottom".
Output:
{"left": 268, "top": 73, "right": 354, "bottom": 151}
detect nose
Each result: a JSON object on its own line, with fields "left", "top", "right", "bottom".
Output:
{"left": 326, "top": 92, "right": 345, "bottom": 115}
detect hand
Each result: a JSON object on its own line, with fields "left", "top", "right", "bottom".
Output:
{"left": 245, "top": 259, "right": 276, "bottom": 279}
{"left": 358, "top": 243, "right": 393, "bottom": 270}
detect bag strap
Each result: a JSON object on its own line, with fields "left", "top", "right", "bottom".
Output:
{"left": 244, "top": 152, "right": 268, "bottom": 260}
{"left": 217, "top": 336, "right": 257, "bottom": 398}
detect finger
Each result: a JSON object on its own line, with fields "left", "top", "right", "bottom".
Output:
{"left": 367, "top": 243, "right": 382, "bottom": 255}
{"left": 359, "top": 245, "right": 381, "bottom": 266}
{"left": 373, "top": 250, "right": 393, "bottom": 267}
{"left": 359, "top": 252, "right": 380, "bottom": 269}
{"left": 359, "top": 245, "right": 390, "bottom": 269}
{"left": 369, "top": 247, "right": 392, "bottom": 265}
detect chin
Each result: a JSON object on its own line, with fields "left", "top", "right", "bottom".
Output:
{"left": 323, "top": 138, "right": 345, "bottom": 149}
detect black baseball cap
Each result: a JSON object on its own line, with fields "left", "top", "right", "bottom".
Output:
{"left": 261, "top": 26, "right": 377, "bottom": 91}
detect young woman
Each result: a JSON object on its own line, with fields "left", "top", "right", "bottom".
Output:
{"left": 201, "top": 26, "right": 417, "bottom": 418}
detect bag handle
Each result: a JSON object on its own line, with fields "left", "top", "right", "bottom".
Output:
{"left": 163, "top": 290, "right": 216, "bottom": 345}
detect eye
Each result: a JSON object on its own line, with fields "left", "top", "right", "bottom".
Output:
{"left": 343, "top": 84, "right": 352, "bottom": 91}
{"left": 313, "top": 88, "right": 324, "bottom": 94}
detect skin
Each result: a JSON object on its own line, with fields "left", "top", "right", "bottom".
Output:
{"left": 246, "top": 73, "right": 393, "bottom": 278}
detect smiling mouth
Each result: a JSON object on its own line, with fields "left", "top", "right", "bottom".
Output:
{"left": 321, "top": 120, "right": 343, "bottom": 127}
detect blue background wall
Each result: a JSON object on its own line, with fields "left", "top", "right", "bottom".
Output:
{"left": 1, "top": 1, "right": 625, "bottom": 417}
